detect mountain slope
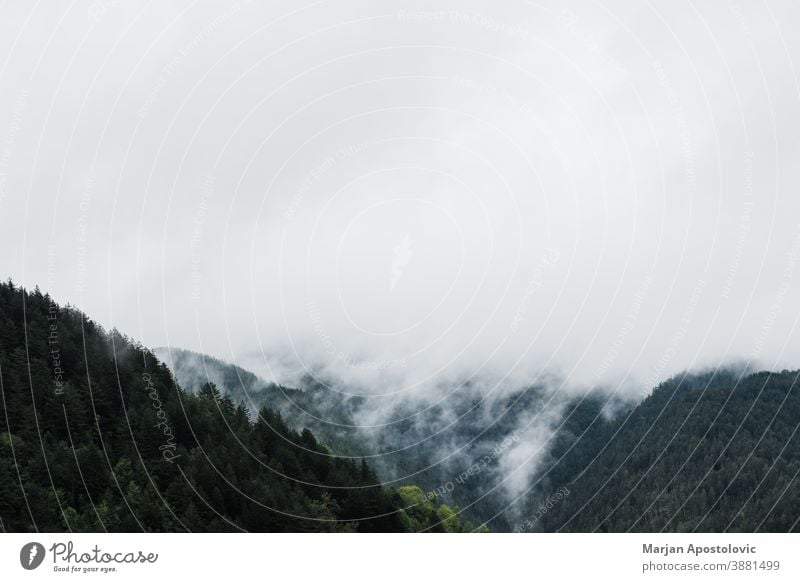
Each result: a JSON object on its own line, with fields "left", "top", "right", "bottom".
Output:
{"left": 0, "top": 281, "right": 476, "bottom": 532}
{"left": 134, "top": 315, "right": 800, "bottom": 533}
{"left": 152, "top": 347, "right": 370, "bottom": 457}
{"left": 157, "top": 346, "right": 616, "bottom": 531}
{"left": 536, "top": 370, "right": 800, "bottom": 532}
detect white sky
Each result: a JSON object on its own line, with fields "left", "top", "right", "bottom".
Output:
{"left": 1, "top": 0, "right": 799, "bottom": 399}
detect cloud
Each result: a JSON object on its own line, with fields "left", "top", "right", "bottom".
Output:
{"left": 1, "top": 0, "right": 799, "bottom": 417}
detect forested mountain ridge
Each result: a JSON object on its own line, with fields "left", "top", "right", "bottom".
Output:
{"left": 535, "top": 369, "right": 800, "bottom": 532}
{"left": 158, "top": 347, "right": 800, "bottom": 533}
{"left": 4, "top": 279, "right": 797, "bottom": 533}
{"left": 158, "top": 346, "right": 571, "bottom": 530}
{"left": 152, "top": 347, "right": 371, "bottom": 457}
{"left": 0, "top": 281, "right": 477, "bottom": 532}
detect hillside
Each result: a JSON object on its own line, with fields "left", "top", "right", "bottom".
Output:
{"left": 8, "top": 279, "right": 797, "bottom": 533}
{"left": 0, "top": 281, "right": 476, "bottom": 532}
{"left": 157, "top": 347, "right": 619, "bottom": 531}
{"left": 153, "top": 347, "right": 371, "bottom": 457}
{"left": 156, "top": 348, "right": 800, "bottom": 533}
{"left": 536, "top": 370, "right": 800, "bottom": 532}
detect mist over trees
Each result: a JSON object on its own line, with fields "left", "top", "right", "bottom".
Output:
{"left": 1, "top": 280, "right": 798, "bottom": 532}
{"left": 535, "top": 370, "right": 800, "bottom": 532}
{"left": 0, "top": 281, "right": 475, "bottom": 532}
{"left": 159, "top": 342, "right": 800, "bottom": 532}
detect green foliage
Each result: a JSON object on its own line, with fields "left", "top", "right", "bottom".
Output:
{"left": 396, "top": 485, "right": 484, "bottom": 532}
{"left": 534, "top": 370, "right": 800, "bottom": 532}
{"left": 0, "top": 281, "right": 416, "bottom": 532}
{"left": 7, "top": 283, "right": 792, "bottom": 533}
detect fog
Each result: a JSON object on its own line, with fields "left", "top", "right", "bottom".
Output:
{"left": 2, "top": 0, "right": 799, "bottom": 422}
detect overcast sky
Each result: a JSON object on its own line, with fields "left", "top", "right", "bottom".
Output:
{"left": 1, "top": 0, "right": 799, "bottom": 399}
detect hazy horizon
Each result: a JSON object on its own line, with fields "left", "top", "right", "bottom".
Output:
{"left": 2, "top": 0, "right": 799, "bottom": 404}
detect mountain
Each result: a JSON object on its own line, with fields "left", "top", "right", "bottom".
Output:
{"left": 4, "top": 279, "right": 797, "bottom": 533}
{"left": 0, "top": 281, "right": 477, "bottom": 532}
{"left": 534, "top": 369, "right": 800, "bottom": 532}
{"left": 152, "top": 347, "right": 371, "bottom": 457}
{"left": 157, "top": 346, "right": 623, "bottom": 530}
{"left": 158, "top": 348, "right": 800, "bottom": 532}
